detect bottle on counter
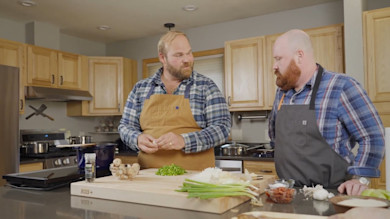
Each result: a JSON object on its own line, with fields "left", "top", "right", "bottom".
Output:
{"left": 84, "top": 153, "right": 96, "bottom": 182}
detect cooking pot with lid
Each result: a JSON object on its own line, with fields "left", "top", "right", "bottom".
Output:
{"left": 68, "top": 136, "right": 92, "bottom": 144}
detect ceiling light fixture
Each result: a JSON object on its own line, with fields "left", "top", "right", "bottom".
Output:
{"left": 18, "top": 0, "right": 36, "bottom": 7}
{"left": 97, "top": 25, "right": 111, "bottom": 31}
{"left": 182, "top": 4, "right": 198, "bottom": 12}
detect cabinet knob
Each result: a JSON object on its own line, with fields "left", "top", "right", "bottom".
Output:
{"left": 51, "top": 74, "right": 55, "bottom": 84}
{"left": 60, "top": 75, "right": 63, "bottom": 85}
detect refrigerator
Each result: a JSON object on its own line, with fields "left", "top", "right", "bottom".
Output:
{"left": 0, "top": 65, "right": 19, "bottom": 186}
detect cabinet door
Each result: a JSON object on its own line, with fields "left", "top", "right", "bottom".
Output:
{"left": 88, "top": 57, "right": 123, "bottom": 115}
{"left": 58, "top": 52, "right": 82, "bottom": 89}
{"left": 27, "top": 45, "right": 58, "bottom": 87}
{"left": 0, "top": 39, "right": 26, "bottom": 114}
{"left": 364, "top": 7, "right": 390, "bottom": 189}
{"left": 305, "top": 25, "right": 344, "bottom": 73}
{"left": 225, "top": 37, "right": 266, "bottom": 111}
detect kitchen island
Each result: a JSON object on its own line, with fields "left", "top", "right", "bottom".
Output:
{"left": 0, "top": 184, "right": 337, "bottom": 219}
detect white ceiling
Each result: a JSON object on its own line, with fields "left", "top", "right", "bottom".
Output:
{"left": 0, "top": 0, "right": 339, "bottom": 43}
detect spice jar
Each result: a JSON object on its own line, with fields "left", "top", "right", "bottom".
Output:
{"left": 84, "top": 153, "right": 96, "bottom": 182}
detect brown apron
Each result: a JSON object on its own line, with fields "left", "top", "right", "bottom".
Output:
{"left": 138, "top": 84, "right": 215, "bottom": 170}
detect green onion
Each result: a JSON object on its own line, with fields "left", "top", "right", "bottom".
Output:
{"left": 156, "top": 164, "right": 187, "bottom": 176}
{"left": 176, "top": 178, "right": 258, "bottom": 200}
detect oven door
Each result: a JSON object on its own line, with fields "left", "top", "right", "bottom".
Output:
{"left": 215, "top": 160, "right": 243, "bottom": 173}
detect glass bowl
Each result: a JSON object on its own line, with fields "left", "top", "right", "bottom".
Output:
{"left": 265, "top": 187, "right": 296, "bottom": 204}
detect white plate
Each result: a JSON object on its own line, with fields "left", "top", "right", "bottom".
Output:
{"left": 56, "top": 143, "right": 96, "bottom": 148}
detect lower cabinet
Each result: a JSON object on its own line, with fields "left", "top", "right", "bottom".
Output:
{"left": 243, "top": 160, "right": 277, "bottom": 177}
{"left": 19, "top": 162, "right": 43, "bottom": 173}
{"left": 114, "top": 155, "right": 138, "bottom": 164}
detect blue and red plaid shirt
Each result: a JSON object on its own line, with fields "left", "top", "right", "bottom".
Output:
{"left": 269, "top": 67, "right": 385, "bottom": 177}
{"left": 119, "top": 68, "right": 231, "bottom": 153}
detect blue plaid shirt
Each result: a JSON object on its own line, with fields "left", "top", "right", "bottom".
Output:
{"left": 119, "top": 68, "right": 231, "bottom": 153}
{"left": 269, "top": 67, "right": 385, "bottom": 177}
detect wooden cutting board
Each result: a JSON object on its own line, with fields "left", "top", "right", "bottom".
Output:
{"left": 232, "top": 211, "right": 327, "bottom": 219}
{"left": 71, "top": 169, "right": 275, "bottom": 214}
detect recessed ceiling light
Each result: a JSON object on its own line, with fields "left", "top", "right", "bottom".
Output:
{"left": 182, "top": 4, "right": 198, "bottom": 12}
{"left": 97, "top": 25, "right": 111, "bottom": 31}
{"left": 18, "top": 0, "right": 36, "bottom": 7}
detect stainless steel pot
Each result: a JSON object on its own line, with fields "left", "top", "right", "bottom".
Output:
{"left": 23, "top": 142, "right": 49, "bottom": 154}
{"left": 220, "top": 143, "right": 262, "bottom": 156}
{"left": 68, "top": 136, "right": 92, "bottom": 144}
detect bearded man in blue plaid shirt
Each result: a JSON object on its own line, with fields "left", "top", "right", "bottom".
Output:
{"left": 119, "top": 31, "right": 230, "bottom": 170}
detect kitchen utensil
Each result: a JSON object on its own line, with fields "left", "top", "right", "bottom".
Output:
{"left": 329, "top": 195, "right": 390, "bottom": 213}
{"left": 220, "top": 143, "right": 262, "bottom": 156}
{"left": 26, "top": 104, "right": 54, "bottom": 121}
{"left": 25, "top": 104, "right": 46, "bottom": 120}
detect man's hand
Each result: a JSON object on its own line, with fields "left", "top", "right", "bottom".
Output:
{"left": 137, "top": 134, "right": 158, "bottom": 153}
{"left": 155, "top": 132, "right": 185, "bottom": 150}
{"left": 337, "top": 179, "right": 368, "bottom": 196}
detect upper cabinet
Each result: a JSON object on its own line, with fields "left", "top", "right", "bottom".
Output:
{"left": 225, "top": 37, "right": 266, "bottom": 111}
{"left": 265, "top": 24, "right": 344, "bottom": 110}
{"left": 225, "top": 24, "right": 344, "bottom": 111}
{"left": 26, "top": 45, "right": 83, "bottom": 90}
{"left": 364, "top": 7, "right": 390, "bottom": 116}
{"left": 67, "top": 56, "right": 137, "bottom": 116}
{"left": 0, "top": 38, "right": 26, "bottom": 114}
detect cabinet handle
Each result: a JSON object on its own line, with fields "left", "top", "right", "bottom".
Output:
{"left": 228, "top": 96, "right": 231, "bottom": 106}
{"left": 118, "top": 103, "right": 121, "bottom": 112}
{"left": 259, "top": 170, "right": 273, "bottom": 173}
{"left": 51, "top": 74, "right": 55, "bottom": 84}
{"left": 60, "top": 75, "right": 63, "bottom": 85}
{"left": 20, "top": 99, "right": 24, "bottom": 110}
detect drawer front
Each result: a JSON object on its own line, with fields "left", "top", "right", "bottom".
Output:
{"left": 243, "top": 160, "right": 277, "bottom": 176}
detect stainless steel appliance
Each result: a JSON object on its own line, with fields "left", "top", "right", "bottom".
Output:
{"left": 214, "top": 142, "right": 274, "bottom": 172}
{"left": 0, "top": 65, "right": 19, "bottom": 186}
{"left": 20, "top": 130, "right": 78, "bottom": 169}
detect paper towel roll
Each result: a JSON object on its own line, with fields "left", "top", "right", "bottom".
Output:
{"left": 385, "top": 128, "right": 390, "bottom": 191}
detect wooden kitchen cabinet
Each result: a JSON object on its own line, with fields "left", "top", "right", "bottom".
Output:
{"left": 243, "top": 160, "right": 277, "bottom": 177}
{"left": 225, "top": 37, "right": 267, "bottom": 111}
{"left": 363, "top": 7, "right": 390, "bottom": 189}
{"left": 225, "top": 24, "right": 344, "bottom": 111}
{"left": 265, "top": 24, "right": 345, "bottom": 109}
{"left": 67, "top": 56, "right": 137, "bottom": 116}
{"left": 0, "top": 38, "right": 26, "bottom": 114}
{"left": 19, "top": 162, "right": 43, "bottom": 173}
{"left": 26, "top": 45, "right": 83, "bottom": 90}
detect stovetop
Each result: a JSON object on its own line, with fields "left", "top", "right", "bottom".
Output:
{"left": 20, "top": 146, "right": 76, "bottom": 159}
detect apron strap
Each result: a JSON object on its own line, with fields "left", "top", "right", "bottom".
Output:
{"left": 309, "top": 64, "right": 324, "bottom": 110}
{"left": 184, "top": 80, "right": 193, "bottom": 99}
{"left": 146, "top": 82, "right": 157, "bottom": 99}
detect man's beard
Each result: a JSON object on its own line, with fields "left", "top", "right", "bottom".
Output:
{"left": 165, "top": 59, "right": 194, "bottom": 81}
{"left": 274, "top": 60, "right": 301, "bottom": 91}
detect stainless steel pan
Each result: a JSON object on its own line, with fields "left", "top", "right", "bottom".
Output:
{"left": 21, "top": 142, "right": 49, "bottom": 154}
{"left": 220, "top": 143, "right": 262, "bottom": 156}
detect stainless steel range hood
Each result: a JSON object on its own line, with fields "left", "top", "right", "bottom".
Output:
{"left": 25, "top": 86, "right": 93, "bottom": 101}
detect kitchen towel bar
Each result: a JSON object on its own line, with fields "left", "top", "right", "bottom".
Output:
{"left": 237, "top": 112, "right": 268, "bottom": 121}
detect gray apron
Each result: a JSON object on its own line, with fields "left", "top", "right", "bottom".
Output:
{"left": 275, "top": 65, "right": 349, "bottom": 188}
